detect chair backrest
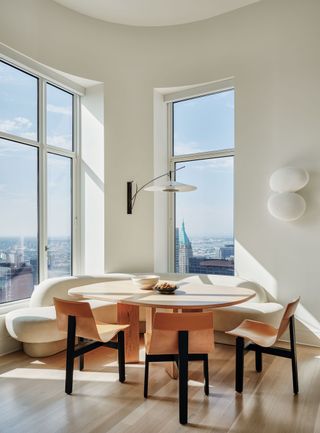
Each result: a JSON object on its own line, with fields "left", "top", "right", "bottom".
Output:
{"left": 153, "top": 312, "right": 213, "bottom": 331}
{"left": 277, "top": 297, "right": 300, "bottom": 339}
{"left": 148, "top": 312, "right": 214, "bottom": 355}
{"left": 54, "top": 297, "right": 101, "bottom": 341}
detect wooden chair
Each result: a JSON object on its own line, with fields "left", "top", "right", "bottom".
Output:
{"left": 226, "top": 297, "right": 300, "bottom": 394}
{"left": 144, "top": 311, "right": 214, "bottom": 425}
{"left": 54, "top": 297, "right": 129, "bottom": 394}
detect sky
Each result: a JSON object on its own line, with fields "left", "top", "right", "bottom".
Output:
{"left": 174, "top": 90, "right": 234, "bottom": 238}
{"left": 0, "top": 59, "right": 234, "bottom": 240}
{"left": 0, "top": 60, "right": 72, "bottom": 238}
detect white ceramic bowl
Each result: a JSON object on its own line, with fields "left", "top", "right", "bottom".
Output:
{"left": 131, "top": 274, "right": 160, "bottom": 290}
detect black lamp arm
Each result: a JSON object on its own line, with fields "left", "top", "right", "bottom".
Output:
{"left": 127, "top": 165, "right": 185, "bottom": 214}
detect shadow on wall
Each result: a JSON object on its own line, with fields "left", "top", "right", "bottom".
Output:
{"left": 82, "top": 161, "right": 104, "bottom": 193}
{"left": 235, "top": 240, "right": 278, "bottom": 301}
{"left": 81, "top": 84, "right": 105, "bottom": 275}
{"left": 235, "top": 240, "right": 320, "bottom": 346}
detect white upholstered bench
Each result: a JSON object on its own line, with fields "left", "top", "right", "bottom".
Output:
{"left": 5, "top": 272, "right": 284, "bottom": 356}
{"left": 5, "top": 274, "right": 133, "bottom": 357}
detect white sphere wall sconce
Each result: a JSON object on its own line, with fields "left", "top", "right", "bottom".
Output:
{"left": 269, "top": 167, "right": 309, "bottom": 193}
{"left": 268, "top": 167, "right": 309, "bottom": 221}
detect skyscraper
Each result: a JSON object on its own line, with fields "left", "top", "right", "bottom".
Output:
{"left": 178, "top": 221, "right": 193, "bottom": 273}
{"left": 175, "top": 228, "right": 180, "bottom": 272}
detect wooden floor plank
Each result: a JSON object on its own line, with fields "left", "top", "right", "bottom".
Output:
{"left": 0, "top": 342, "right": 319, "bottom": 433}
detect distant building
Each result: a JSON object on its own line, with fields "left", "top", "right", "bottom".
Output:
{"left": 178, "top": 221, "right": 193, "bottom": 273}
{"left": 175, "top": 223, "right": 234, "bottom": 275}
{"left": 175, "top": 228, "right": 180, "bottom": 272}
{"left": 0, "top": 262, "right": 33, "bottom": 302}
{"left": 0, "top": 264, "right": 11, "bottom": 291}
{"left": 30, "top": 258, "right": 38, "bottom": 285}
{"left": 189, "top": 257, "right": 234, "bottom": 276}
{"left": 218, "top": 244, "right": 234, "bottom": 260}
{"left": 11, "top": 264, "right": 33, "bottom": 295}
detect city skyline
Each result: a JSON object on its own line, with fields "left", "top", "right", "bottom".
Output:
{"left": 0, "top": 235, "right": 72, "bottom": 302}
{"left": 175, "top": 221, "right": 234, "bottom": 275}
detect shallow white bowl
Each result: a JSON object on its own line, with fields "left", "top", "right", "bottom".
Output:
{"left": 131, "top": 274, "right": 160, "bottom": 290}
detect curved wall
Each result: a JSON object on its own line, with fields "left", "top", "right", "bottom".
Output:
{"left": 0, "top": 0, "right": 319, "bottom": 343}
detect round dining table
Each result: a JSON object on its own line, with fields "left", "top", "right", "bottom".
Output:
{"left": 69, "top": 279, "right": 255, "bottom": 364}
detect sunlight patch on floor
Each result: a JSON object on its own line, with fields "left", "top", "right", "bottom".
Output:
{"left": 102, "top": 361, "right": 145, "bottom": 369}
{"left": 0, "top": 368, "right": 119, "bottom": 382}
{"left": 188, "top": 379, "right": 207, "bottom": 387}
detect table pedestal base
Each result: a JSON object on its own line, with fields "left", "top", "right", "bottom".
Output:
{"left": 117, "top": 303, "right": 140, "bottom": 363}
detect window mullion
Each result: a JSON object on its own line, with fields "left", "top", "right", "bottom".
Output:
{"left": 72, "top": 94, "right": 81, "bottom": 275}
{"left": 167, "top": 102, "right": 175, "bottom": 272}
{"left": 170, "top": 149, "right": 234, "bottom": 165}
{"left": 38, "top": 77, "right": 48, "bottom": 282}
{"left": 45, "top": 145, "right": 75, "bottom": 158}
{"left": 0, "top": 131, "right": 40, "bottom": 148}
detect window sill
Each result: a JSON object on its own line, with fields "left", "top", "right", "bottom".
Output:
{"left": 0, "top": 299, "right": 30, "bottom": 315}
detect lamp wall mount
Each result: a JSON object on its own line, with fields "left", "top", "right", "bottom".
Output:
{"left": 127, "top": 165, "right": 196, "bottom": 214}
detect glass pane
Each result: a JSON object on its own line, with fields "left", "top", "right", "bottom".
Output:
{"left": 173, "top": 89, "right": 234, "bottom": 155}
{"left": 0, "top": 61, "right": 38, "bottom": 141}
{"left": 46, "top": 83, "right": 73, "bottom": 151}
{"left": 0, "top": 138, "right": 38, "bottom": 303}
{"left": 175, "top": 157, "right": 234, "bottom": 275}
{"left": 47, "top": 153, "right": 72, "bottom": 278}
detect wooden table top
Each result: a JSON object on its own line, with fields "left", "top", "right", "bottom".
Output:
{"left": 68, "top": 279, "right": 256, "bottom": 309}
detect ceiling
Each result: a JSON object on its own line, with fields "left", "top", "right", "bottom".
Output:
{"left": 52, "top": 0, "right": 261, "bottom": 27}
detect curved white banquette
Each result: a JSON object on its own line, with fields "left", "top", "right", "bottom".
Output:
{"left": 5, "top": 273, "right": 284, "bottom": 357}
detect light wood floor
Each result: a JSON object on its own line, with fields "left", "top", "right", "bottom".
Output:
{"left": 0, "top": 341, "right": 319, "bottom": 433}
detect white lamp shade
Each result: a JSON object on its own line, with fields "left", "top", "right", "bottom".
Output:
{"left": 269, "top": 167, "right": 309, "bottom": 193}
{"left": 144, "top": 180, "right": 197, "bottom": 192}
{"left": 268, "top": 192, "right": 306, "bottom": 221}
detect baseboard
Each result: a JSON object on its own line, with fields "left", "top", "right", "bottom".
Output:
{"left": 0, "top": 337, "right": 21, "bottom": 356}
{"left": 0, "top": 315, "right": 22, "bottom": 356}
{"left": 278, "top": 317, "right": 320, "bottom": 347}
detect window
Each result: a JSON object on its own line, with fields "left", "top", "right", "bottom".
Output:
{"left": 0, "top": 59, "right": 79, "bottom": 303}
{"left": 0, "top": 138, "right": 38, "bottom": 302}
{"left": 0, "top": 61, "right": 38, "bottom": 141}
{"left": 47, "top": 153, "right": 72, "bottom": 278}
{"left": 46, "top": 83, "right": 73, "bottom": 151}
{"left": 170, "top": 88, "right": 234, "bottom": 276}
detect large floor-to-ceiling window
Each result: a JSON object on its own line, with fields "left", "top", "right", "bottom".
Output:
{"left": 168, "top": 84, "right": 235, "bottom": 275}
{"left": 0, "top": 59, "right": 79, "bottom": 303}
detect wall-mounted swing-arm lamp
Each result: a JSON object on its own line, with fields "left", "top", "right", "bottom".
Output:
{"left": 127, "top": 165, "right": 197, "bottom": 214}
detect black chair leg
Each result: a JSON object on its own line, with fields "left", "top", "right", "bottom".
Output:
{"left": 203, "top": 354, "right": 209, "bottom": 396}
{"left": 65, "top": 316, "right": 76, "bottom": 395}
{"left": 178, "top": 331, "right": 189, "bottom": 425}
{"left": 235, "top": 337, "right": 244, "bottom": 393}
{"left": 144, "top": 356, "right": 149, "bottom": 398}
{"left": 255, "top": 348, "right": 262, "bottom": 373}
{"left": 79, "top": 337, "right": 84, "bottom": 371}
{"left": 289, "top": 317, "right": 299, "bottom": 394}
{"left": 118, "top": 331, "right": 126, "bottom": 383}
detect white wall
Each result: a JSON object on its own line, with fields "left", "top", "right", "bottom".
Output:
{"left": 81, "top": 84, "right": 105, "bottom": 273}
{"left": 0, "top": 0, "right": 319, "bottom": 344}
